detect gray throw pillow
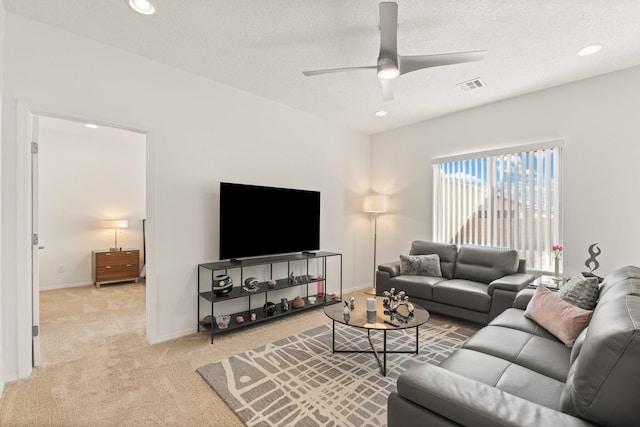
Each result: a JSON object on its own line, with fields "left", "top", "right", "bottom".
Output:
{"left": 399, "top": 254, "right": 442, "bottom": 277}
{"left": 556, "top": 274, "right": 600, "bottom": 310}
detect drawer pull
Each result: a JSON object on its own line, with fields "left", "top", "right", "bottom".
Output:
{"left": 105, "top": 253, "right": 111, "bottom": 256}
{"left": 105, "top": 266, "right": 112, "bottom": 269}
{"left": 126, "top": 252, "right": 132, "bottom": 254}
{"left": 126, "top": 264, "right": 132, "bottom": 267}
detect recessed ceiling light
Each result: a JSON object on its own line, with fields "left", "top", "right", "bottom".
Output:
{"left": 375, "top": 110, "right": 388, "bottom": 117}
{"left": 577, "top": 44, "right": 602, "bottom": 56}
{"left": 84, "top": 123, "right": 99, "bottom": 129}
{"left": 126, "top": 0, "right": 155, "bottom": 15}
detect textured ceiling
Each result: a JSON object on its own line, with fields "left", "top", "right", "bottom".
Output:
{"left": 4, "top": 0, "right": 640, "bottom": 135}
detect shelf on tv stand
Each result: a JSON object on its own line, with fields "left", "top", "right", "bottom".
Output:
{"left": 197, "top": 251, "right": 342, "bottom": 343}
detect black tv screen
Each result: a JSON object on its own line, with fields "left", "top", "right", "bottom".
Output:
{"left": 219, "top": 182, "right": 320, "bottom": 260}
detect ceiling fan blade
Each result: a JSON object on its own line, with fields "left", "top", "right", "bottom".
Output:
{"left": 378, "top": 2, "right": 398, "bottom": 61}
{"left": 380, "top": 79, "right": 394, "bottom": 101}
{"left": 302, "top": 66, "right": 377, "bottom": 77}
{"left": 399, "top": 50, "right": 486, "bottom": 75}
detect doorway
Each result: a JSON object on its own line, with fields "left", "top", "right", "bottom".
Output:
{"left": 34, "top": 115, "right": 147, "bottom": 366}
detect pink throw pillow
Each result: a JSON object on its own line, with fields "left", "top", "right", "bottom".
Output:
{"left": 524, "top": 285, "right": 593, "bottom": 347}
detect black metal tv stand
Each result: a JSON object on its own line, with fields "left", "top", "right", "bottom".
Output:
{"left": 197, "top": 252, "right": 342, "bottom": 344}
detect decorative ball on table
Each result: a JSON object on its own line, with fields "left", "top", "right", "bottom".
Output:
{"left": 292, "top": 296, "right": 305, "bottom": 309}
{"left": 263, "top": 302, "right": 277, "bottom": 317}
{"left": 243, "top": 277, "right": 259, "bottom": 292}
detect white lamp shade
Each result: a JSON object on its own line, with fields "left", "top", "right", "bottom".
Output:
{"left": 103, "top": 219, "right": 129, "bottom": 229}
{"left": 363, "top": 194, "right": 390, "bottom": 213}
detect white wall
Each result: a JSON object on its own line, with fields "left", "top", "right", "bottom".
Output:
{"left": 38, "top": 119, "right": 146, "bottom": 290}
{"left": 371, "top": 65, "right": 640, "bottom": 278}
{"left": 1, "top": 14, "right": 372, "bottom": 382}
{"left": 0, "top": 0, "right": 6, "bottom": 398}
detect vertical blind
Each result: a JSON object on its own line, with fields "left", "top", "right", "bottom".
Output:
{"left": 432, "top": 144, "right": 562, "bottom": 271}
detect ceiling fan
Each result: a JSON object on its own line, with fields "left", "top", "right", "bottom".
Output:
{"left": 302, "top": 2, "right": 486, "bottom": 101}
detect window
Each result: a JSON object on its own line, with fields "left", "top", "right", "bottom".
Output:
{"left": 432, "top": 142, "right": 562, "bottom": 271}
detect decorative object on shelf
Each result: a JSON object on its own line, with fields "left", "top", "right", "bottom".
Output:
{"left": 366, "top": 297, "right": 377, "bottom": 323}
{"left": 250, "top": 312, "right": 257, "bottom": 321}
{"left": 330, "top": 293, "right": 339, "bottom": 301}
{"left": 382, "top": 288, "right": 414, "bottom": 315}
{"left": 201, "top": 314, "right": 213, "bottom": 325}
{"left": 263, "top": 302, "right": 277, "bottom": 317}
{"left": 363, "top": 194, "right": 390, "bottom": 296}
{"left": 308, "top": 296, "right": 317, "bottom": 304}
{"left": 292, "top": 296, "right": 305, "bottom": 309}
{"left": 349, "top": 296, "right": 355, "bottom": 310}
{"left": 213, "top": 274, "right": 234, "bottom": 296}
{"left": 289, "top": 271, "right": 296, "bottom": 285}
{"left": 267, "top": 279, "right": 277, "bottom": 288}
{"left": 215, "top": 315, "right": 231, "bottom": 329}
{"left": 281, "top": 298, "right": 289, "bottom": 312}
{"left": 316, "top": 274, "right": 324, "bottom": 296}
{"left": 343, "top": 301, "right": 351, "bottom": 315}
{"left": 243, "top": 277, "right": 260, "bottom": 292}
{"left": 103, "top": 218, "right": 129, "bottom": 252}
{"left": 236, "top": 315, "right": 244, "bottom": 324}
{"left": 552, "top": 245, "right": 563, "bottom": 281}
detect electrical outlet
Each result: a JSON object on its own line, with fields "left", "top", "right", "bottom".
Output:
{"left": 57, "top": 265, "right": 65, "bottom": 273}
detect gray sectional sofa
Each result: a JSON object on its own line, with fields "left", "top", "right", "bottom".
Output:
{"left": 376, "top": 241, "right": 534, "bottom": 324}
{"left": 388, "top": 265, "right": 640, "bottom": 427}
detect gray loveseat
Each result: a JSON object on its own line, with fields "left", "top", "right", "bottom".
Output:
{"left": 376, "top": 241, "right": 534, "bottom": 325}
{"left": 388, "top": 265, "right": 640, "bottom": 427}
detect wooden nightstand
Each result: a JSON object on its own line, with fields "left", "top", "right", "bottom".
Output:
{"left": 92, "top": 249, "right": 140, "bottom": 288}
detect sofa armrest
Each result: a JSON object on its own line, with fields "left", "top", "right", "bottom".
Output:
{"left": 378, "top": 261, "right": 401, "bottom": 278}
{"left": 488, "top": 273, "right": 535, "bottom": 296}
{"left": 514, "top": 288, "right": 536, "bottom": 309}
{"left": 396, "top": 364, "right": 594, "bottom": 427}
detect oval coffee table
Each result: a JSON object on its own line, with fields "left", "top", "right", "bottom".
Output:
{"left": 323, "top": 297, "right": 429, "bottom": 376}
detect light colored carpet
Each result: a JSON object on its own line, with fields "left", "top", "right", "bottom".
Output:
{"left": 0, "top": 284, "right": 479, "bottom": 426}
{"left": 197, "top": 321, "right": 475, "bottom": 427}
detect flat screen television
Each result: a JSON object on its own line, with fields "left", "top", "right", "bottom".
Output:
{"left": 219, "top": 182, "right": 320, "bottom": 260}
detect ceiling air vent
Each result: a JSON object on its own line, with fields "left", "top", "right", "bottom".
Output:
{"left": 457, "top": 78, "right": 486, "bottom": 92}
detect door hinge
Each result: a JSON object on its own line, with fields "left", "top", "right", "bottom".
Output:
{"left": 32, "top": 325, "right": 39, "bottom": 337}
{"left": 32, "top": 233, "right": 39, "bottom": 245}
{"left": 32, "top": 142, "right": 39, "bottom": 154}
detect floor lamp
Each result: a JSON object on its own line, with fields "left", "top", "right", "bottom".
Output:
{"left": 363, "top": 194, "right": 390, "bottom": 296}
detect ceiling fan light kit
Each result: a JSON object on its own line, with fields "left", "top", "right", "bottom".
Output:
{"left": 303, "top": 2, "right": 486, "bottom": 101}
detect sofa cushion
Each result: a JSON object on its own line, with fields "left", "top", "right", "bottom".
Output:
{"left": 439, "top": 349, "right": 565, "bottom": 410}
{"left": 432, "top": 279, "right": 492, "bottom": 312}
{"left": 389, "top": 275, "right": 446, "bottom": 301}
{"left": 409, "top": 241, "right": 457, "bottom": 279}
{"left": 524, "top": 285, "right": 592, "bottom": 347}
{"left": 462, "top": 325, "right": 571, "bottom": 382}
{"left": 556, "top": 274, "right": 600, "bottom": 310}
{"left": 489, "top": 308, "right": 558, "bottom": 341}
{"left": 453, "top": 245, "right": 519, "bottom": 284}
{"left": 399, "top": 254, "right": 442, "bottom": 277}
{"left": 597, "top": 265, "right": 640, "bottom": 304}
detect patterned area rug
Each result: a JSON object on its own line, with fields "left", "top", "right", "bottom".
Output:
{"left": 197, "top": 319, "right": 475, "bottom": 427}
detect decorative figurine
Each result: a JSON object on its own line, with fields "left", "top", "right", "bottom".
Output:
{"left": 349, "top": 296, "right": 355, "bottom": 310}
{"left": 263, "top": 302, "right": 277, "bottom": 317}
{"left": 267, "top": 279, "right": 277, "bottom": 288}
{"left": 250, "top": 312, "right": 257, "bottom": 321}
{"left": 243, "top": 277, "right": 259, "bottom": 292}
{"left": 281, "top": 298, "right": 289, "bottom": 312}
{"left": 383, "top": 288, "right": 415, "bottom": 315}
{"left": 582, "top": 243, "right": 604, "bottom": 281}
{"left": 236, "top": 315, "right": 244, "bottom": 324}
{"left": 343, "top": 301, "right": 350, "bottom": 315}
{"left": 292, "top": 296, "right": 305, "bottom": 308}
{"left": 289, "top": 271, "right": 296, "bottom": 285}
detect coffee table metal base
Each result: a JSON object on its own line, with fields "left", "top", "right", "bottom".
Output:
{"left": 330, "top": 320, "right": 420, "bottom": 376}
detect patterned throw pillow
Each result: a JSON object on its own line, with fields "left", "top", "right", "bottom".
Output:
{"left": 556, "top": 274, "right": 600, "bottom": 310}
{"left": 399, "top": 254, "right": 442, "bottom": 277}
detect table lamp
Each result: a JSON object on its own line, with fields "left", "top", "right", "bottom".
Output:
{"left": 105, "top": 219, "right": 129, "bottom": 252}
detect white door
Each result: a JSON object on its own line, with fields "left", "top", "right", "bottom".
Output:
{"left": 31, "top": 114, "right": 41, "bottom": 367}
